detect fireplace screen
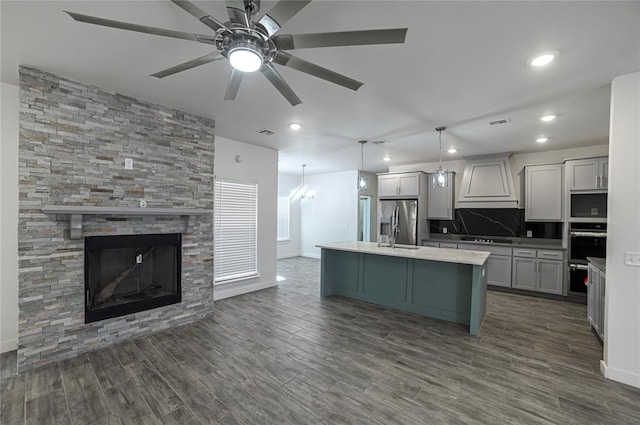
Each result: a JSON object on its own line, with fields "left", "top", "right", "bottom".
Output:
{"left": 84, "top": 233, "right": 181, "bottom": 323}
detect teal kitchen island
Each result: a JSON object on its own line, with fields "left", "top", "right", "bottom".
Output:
{"left": 317, "top": 241, "right": 490, "bottom": 335}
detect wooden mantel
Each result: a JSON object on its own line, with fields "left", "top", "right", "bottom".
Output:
{"left": 41, "top": 205, "right": 212, "bottom": 239}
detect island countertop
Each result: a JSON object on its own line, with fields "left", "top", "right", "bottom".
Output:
{"left": 316, "top": 241, "right": 490, "bottom": 266}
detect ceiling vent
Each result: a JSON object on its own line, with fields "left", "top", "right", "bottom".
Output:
{"left": 488, "top": 118, "right": 511, "bottom": 126}
{"left": 371, "top": 139, "right": 389, "bottom": 144}
{"left": 257, "top": 128, "right": 275, "bottom": 135}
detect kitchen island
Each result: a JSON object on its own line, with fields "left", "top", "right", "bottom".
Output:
{"left": 317, "top": 241, "right": 490, "bottom": 335}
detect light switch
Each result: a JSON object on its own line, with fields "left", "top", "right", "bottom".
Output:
{"left": 125, "top": 158, "right": 133, "bottom": 170}
{"left": 625, "top": 252, "right": 640, "bottom": 267}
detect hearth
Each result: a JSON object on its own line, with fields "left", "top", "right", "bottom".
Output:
{"left": 84, "top": 233, "right": 182, "bottom": 323}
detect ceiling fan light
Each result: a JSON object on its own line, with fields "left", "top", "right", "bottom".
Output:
{"left": 229, "top": 47, "right": 263, "bottom": 73}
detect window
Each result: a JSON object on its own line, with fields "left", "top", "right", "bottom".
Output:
{"left": 214, "top": 178, "right": 258, "bottom": 283}
{"left": 277, "top": 196, "right": 290, "bottom": 241}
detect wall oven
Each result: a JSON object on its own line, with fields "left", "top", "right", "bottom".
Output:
{"left": 568, "top": 223, "right": 607, "bottom": 294}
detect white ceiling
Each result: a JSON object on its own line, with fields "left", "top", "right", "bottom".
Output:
{"left": 2, "top": 1, "right": 639, "bottom": 175}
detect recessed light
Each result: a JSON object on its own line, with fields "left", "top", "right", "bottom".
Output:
{"left": 383, "top": 155, "right": 391, "bottom": 162}
{"left": 539, "top": 114, "right": 556, "bottom": 122}
{"left": 289, "top": 122, "right": 302, "bottom": 130}
{"left": 536, "top": 137, "right": 548, "bottom": 143}
{"left": 528, "top": 51, "right": 559, "bottom": 67}
{"left": 447, "top": 148, "right": 457, "bottom": 154}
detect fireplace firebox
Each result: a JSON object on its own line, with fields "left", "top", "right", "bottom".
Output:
{"left": 84, "top": 233, "right": 182, "bottom": 323}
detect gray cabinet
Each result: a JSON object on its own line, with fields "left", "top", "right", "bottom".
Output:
{"left": 566, "top": 157, "right": 608, "bottom": 191}
{"left": 587, "top": 262, "right": 606, "bottom": 339}
{"left": 525, "top": 164, "right": 563, "bottom": 221}
{"left": 486, "top": 255, "right": 512, "bottom": 288}
{"left": 458, "top": 243, "right": 512, "bottom": 288}
{"left": 378, "top": 172, "right": 422, "bottom": 198}
{"left": 427, "top": 172, "right": 455, "bottom": 219}
{"left": 512, "top": 249, "right": 564, "bottom": 294}
{"left": 512, "top": 257, "right": 536, "bottom": 291}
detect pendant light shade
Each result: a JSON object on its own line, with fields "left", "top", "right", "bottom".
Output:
{"left": 358, "top": 140, "right": 368, "bottom": 191}
{"left": 433, "top": 127, "right": 448, "bottom": 188}
{"left": 297, "top": 164, "right": 314, "bottom": 199}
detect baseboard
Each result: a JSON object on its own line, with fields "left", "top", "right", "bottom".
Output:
{"left": 301, "top": 252, "right": 321, "bottom": 260}
{"left": 600, "top": 360, "right": 640, "bottom": 388}
{"left": 1, "top": 338, "right": 18, "bottom": 353}
{"left": 277, "top": 253, "right": 300, "bottom": 259}
{"left": 213, "top": 279, "right": 277, "bottom": 301}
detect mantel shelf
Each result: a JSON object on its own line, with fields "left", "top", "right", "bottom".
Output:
{"left": 42, "top": 205, "right": 212, "bottom": 239}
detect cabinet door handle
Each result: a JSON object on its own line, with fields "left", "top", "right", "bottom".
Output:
{"left": 595, "top": 175, "right": 599, "bottom": 188}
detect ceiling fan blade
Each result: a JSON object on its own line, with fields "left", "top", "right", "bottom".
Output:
{"left": 150, "top": 52, "right": 224, "bottom": 78}
{"left": 225, "top": 0, "right": 247, "bottom": 25}
{"left": 170, "top": 0, "right": 226, "bottom": 32}
{"left": 258, "top": 0, "right": 311, "bottom": 37}
{"left": 261, "top": 63, "right": 302, "bottom": 106}
{"left": 273, "top": 28, "right": 408, "bottom": 50}
{"left": 64, "top": 11, "right": 211, "bottom": 43}
{"left": 273, "top": 52, "right": 362, "bottom": 91}
{"left": 224, "top": 69, "right": 244, "bottom": 100}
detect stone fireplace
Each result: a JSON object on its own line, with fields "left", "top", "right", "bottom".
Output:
{"left": 17, "top": 67, "right": 215, "bottom": 370}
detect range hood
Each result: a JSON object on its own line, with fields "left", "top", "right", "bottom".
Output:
{"left": 457, "top": 155, "right": 519, "bottom": 208}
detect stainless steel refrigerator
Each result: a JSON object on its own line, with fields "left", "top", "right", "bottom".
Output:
{"left": 378, "top": 199, "right": 418, "bottom": 245}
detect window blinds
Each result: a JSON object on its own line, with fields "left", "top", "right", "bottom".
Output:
{"left": 214, "top": 179, "right": 258, "bottom": 283}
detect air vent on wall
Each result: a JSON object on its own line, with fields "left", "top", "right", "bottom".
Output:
{"left": 489, "top": 118, "right": 511, "bottom": 126}
{"left": 257, "top": 129, "right": 275, "bottom": 135}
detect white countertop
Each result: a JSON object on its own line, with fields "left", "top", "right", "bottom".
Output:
{"left": 316, "top": 241, "right": 490, "bottom": 266}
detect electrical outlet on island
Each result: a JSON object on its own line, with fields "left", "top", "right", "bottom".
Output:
{"left": 527, "top": 230, "right": 533, "bottom": 238}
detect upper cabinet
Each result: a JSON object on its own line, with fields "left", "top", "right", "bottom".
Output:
{"left": 457, "top": 155, "right": 518, "bottom": 208}
{"left": 427, "top": 172, "right": 455, "bottom": 219}
{"left": 566, "top": 157, "right": 608, "bottom": 191}
{"left": 524, "top": 164, "right": 563, "bottom": 221}
{"left": 377, "top": 172, "right": 423, "bottom": 198}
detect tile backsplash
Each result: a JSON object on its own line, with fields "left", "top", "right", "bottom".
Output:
{"left": 430, "top": 209, "right": 562, "bottom": 239}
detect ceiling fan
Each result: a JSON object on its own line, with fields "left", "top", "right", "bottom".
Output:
{"left": 64, "top": 0, "right": 408, "bottom": 106}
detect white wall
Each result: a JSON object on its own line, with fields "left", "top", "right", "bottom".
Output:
{"left": 389, "top": 145, "right": 609, "bottom": 205}
{"left": 602, "top": 72, "right": 640, "bottom": 388}
{"left": 301, "top": 170, "right": 359, "bottom": 258}
{"left": 277, "top": 172, "right": 301, "bottom": 259}
{"left": 213, "top": 137, "right": 279, "bottom": 300}
{"left": 1, "top": 82, "right": 19, "bottom": 353}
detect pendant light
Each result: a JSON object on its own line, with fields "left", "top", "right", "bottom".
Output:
{"left": 297, "top": 164, "right": 314, "bottom": 199}
{"left": 433, "top": 126, "right": 448, "bottom": 188}
{"left": 358, "top": 140, "right": 368, "bottom": 191}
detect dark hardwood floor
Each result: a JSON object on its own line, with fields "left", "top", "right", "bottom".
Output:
{"left": 2, "top": 256, "right": 640, "bottom": 424}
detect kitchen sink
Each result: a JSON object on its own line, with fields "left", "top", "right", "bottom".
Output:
{"left": 393, "top": 246, "right": 421, "bottom": 250}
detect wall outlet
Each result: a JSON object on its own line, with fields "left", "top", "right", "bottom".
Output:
{"left": 443, "top": 227, "right": 448, "bottom": 234}
{"left": 625, "top": 252, "right": 640, "bottom": 267}
{"left": 139, "top": 200, "right": 146, "bottom": 208}
{"left": 125, "top": 158, "right": 133, "bottom": 170}
{"left": 527, "top": 230, "right": 533, "bottom": 238}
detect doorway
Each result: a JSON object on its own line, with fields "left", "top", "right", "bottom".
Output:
{"left": 359, "top": 195, "right": 372, "bottom": 242}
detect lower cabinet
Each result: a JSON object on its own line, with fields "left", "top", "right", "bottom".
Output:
{"left": 587, "top": 263, "right": 606, "bottom": 339}
{"left": 487, "top": 255, "right": 512, "bottom": 287}
{"left": 512, "top": 251, "right": 564, "bottom": 295}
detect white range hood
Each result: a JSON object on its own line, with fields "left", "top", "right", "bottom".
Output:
{"left": 457, "top": 155, "right": 519, "bottom": 208}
